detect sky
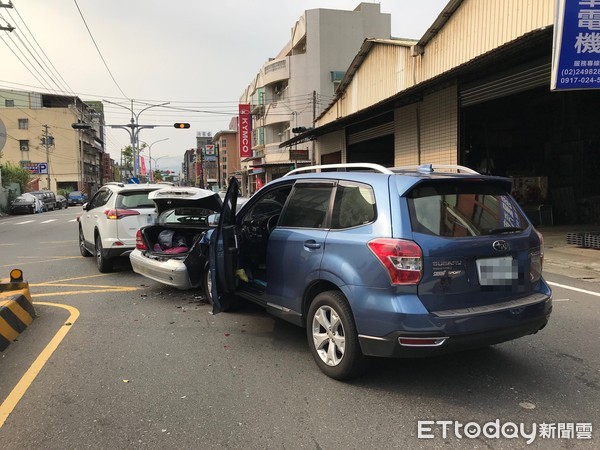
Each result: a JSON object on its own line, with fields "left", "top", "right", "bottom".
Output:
{"left": 0, "top": 0, "right": 448, "bottom": 174}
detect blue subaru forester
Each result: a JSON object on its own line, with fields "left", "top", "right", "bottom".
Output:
{"left": 210, "top": 163, "right": 552, "bottom": 380}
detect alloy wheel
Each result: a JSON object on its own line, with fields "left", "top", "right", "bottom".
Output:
{"left": 311, "top": 305, "right": 346, "bottom": 366}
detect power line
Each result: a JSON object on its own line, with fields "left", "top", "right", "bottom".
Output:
{"left": 73, "top": 0, "right": 128, "bottom": 99}
{"left": 6, "top": 4, "right": 76, "bottom": 95}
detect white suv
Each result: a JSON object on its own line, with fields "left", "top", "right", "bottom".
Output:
{"left": 78, "top": 182, "right": 166, "bottom": 272}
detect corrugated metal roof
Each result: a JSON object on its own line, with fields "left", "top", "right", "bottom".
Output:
{"left": 280, "top": 26, "right": 552, "bottom": 148}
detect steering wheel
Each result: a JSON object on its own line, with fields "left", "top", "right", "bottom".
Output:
{"left": 265, "top": 214, "right": 280, "bottom": 235}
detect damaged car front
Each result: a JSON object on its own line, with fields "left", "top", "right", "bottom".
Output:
{"left": 130, "top": 187, "right": 222, "bottom": 297}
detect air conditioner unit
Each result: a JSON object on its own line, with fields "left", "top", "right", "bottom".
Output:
{"left": 20, "top": 146, "right": 28, "bottom": 151}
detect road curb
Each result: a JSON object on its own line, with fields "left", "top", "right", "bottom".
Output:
{"left": 0, "top": 276, "right": 35, "bottom": 352}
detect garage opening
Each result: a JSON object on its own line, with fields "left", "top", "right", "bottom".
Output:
{"left": 460, "top": 86, "right": 600, "bottom": 225}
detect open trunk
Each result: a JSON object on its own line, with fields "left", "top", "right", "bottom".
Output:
{"left": 139, "top": 225, "right": 210, "bottom": 286}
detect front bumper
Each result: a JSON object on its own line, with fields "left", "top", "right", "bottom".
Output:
{"left": 129, "top": 249, "right": 194, "bottom": 290}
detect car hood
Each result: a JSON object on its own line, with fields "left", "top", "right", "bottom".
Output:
{"left": 149, "top": 187, "right": 222, "bottom": 214}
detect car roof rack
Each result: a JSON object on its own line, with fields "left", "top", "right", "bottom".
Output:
{"left": 393, "top": 164, "right": 480, "bottom": 175}
{"left": 284, "top": 163, "right": 394, "bottom": 176}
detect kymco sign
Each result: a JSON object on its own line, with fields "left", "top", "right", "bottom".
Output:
{"left": 239, "top": 104, "right": 252, "bottom": 158}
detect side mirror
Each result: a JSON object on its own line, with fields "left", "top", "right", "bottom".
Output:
{"left": 82, "top": 203, "right": 88, "bottom": 211}
{"left": 207, "top": 213, "right": 220, "bottom": 227}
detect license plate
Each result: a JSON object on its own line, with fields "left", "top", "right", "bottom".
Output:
{"left": 476, "top": 256, "right": 517, "bottom": 286}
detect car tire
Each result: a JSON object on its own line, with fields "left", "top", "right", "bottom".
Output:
{"left": 79, "top": 226, "right": 92, "bottom": 257}
{"left": 307, "top": 290, "right": 366, "bottom": 380}
{"left": 95, "top": 234, "right": 113, "bottom": 272}
{"left": 203, "top": 264, "right": 213, "bottom": 305}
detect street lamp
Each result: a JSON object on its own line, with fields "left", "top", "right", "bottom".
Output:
{"left": 104, "top": 99, "right": 170, "bottom": 178}
{"left": 140, "top": 138, "right": 169, "bottom": 181}
{"left": 150, "top": 155, "right": 170, "bottom": 181}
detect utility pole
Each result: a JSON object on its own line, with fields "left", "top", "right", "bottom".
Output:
{"left": 0, "top": 1, "right": 15, "bottom": 32}
{"left": 312, "top": 90, "right": 317, "bottom": 165}
{"left": 41, "top": 124, "right": 54, "bottom": 190}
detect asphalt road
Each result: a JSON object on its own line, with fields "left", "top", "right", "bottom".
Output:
{"left": 0, "top": 209, "right": 598, "bottom": 449}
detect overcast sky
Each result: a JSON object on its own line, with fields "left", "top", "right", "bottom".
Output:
{"left": 0, "top": 0, "right": 448, "bottom": 173}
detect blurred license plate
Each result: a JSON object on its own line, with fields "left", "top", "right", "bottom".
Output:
{"left": 476, "top": 256, "right": 517, "bottom": 286}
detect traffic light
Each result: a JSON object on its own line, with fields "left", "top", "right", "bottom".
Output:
{"left": 174, "top": 123, "right": 191, "bottom": 129}
{"left": 71, "top": 122, "right": 92, "bottom": 130}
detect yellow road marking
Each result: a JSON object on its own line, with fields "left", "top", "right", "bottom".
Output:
{"left": 32, "top": 287, "right": 140, "bottom": 297}
{"left": 34, "top": 273, "right": 112, "bottom": 284}
{"left": 32, "top": 283, "right": 132, "bottom": 289}
{"left": 0, "top": 257, "right": 81, "bottom": 268}
{"left": 0, "top": 302, "right": 80, "bottom": 429}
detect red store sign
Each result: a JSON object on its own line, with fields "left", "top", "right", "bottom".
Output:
{"left": 239, "top": 104, "right": 252, "bottom": 158}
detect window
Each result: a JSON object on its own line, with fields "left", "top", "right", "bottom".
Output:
{"left": 221, "top": 139, "right": 227, "bottom": 148}
{"left": 407, "top": 181, "right": 528, "bottom": 237}
{"left": 89, "top": 189, "right": 112, "bottom": 209}
{"left": 18, "top": 119, "right": 29, "bottom": 130}
{"left": 331, "top": 181, "right": 376, "bottom": 229}
{"left": 279, "top": 182, "right": 334, "bottom": 229}
{"left": 116, "top": 191, "right": 156, "bottom": 209}
{"left": 243, "top": 185, "right": 291, "bottom": 222}
{"left": 19, "top": 140, "right": 29, "bottom": 151}
{"left": 5, "top": 99, "right": 14, "bottom": 107}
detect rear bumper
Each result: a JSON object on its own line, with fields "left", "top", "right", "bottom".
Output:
{"left": 129, "top": 249, "right": 195, "bottom": 289}
{"left": 350, "top": 286, "right": 552, "bottom": 358}
{"left": 104, "top": 246, "right": 134, "bottom": 259}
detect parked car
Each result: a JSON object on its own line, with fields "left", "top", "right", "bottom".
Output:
{"left": 210, "top": 163, "right": 552, "bottom": 380}
{"left": 29, "top": 190, "right": 57, "bottom": 211}
{"left": 55, "top": 195, "right": 68, "bottom": 209}
{"left": 68, "top": 190, "right": 87, "bottom": 206}
{"left": 78, "top": 182, "right": 166, "bottom": 273}
{"left": 129, "top": 187, "right": 223, "bottom": 295}
{"left": 10, "top": 193, "right": 44, "bottom": 215}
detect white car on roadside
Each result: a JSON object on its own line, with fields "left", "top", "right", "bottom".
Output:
{"left": 78, "top": 182, "right": 167, "bottom": 272}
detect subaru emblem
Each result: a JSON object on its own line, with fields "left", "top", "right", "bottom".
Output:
{"left": 493, "top": 240, "right": 509, "bottom": 252}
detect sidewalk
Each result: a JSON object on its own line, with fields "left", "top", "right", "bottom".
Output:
{"left": 538, "top": 225, "right": 600, "bottom": 281}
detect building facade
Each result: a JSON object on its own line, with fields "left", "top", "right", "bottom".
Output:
{"left": 238, "top": 2, "right": 392, "bottom": 194}
{"left": 0, "top": 89, "right": 106, "bottom": 195}
{"left": 212, "top": 129, "right": 239, "bottom": 190}
{"left": 283, "top": 0, "right": 598, "bottom": 225}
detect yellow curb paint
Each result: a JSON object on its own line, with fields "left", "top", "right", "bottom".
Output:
{"left": 0, "top": 316, "right": 19, "bottom": 341}
{"left": 6, "top": 301, "right": 34, "bottom": 327}
{"left": 0, "top": 302, "right": 80, "bottom": 429}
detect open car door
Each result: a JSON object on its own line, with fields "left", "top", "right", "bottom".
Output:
{"left": 209, "top": 177, "right": 239, "bottom": 314}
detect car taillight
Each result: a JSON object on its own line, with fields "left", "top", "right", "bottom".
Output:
{"left": 530, "top": 229, "right": 545, "bottom": 282}
{"left": 367, "top": 238, "right": 423, "bottom": 285}
{"left": 104, "top": 209, "right": 140, "bottom": 220}
{"left": 135, "top": 230, "right": 146, "bottom": 250}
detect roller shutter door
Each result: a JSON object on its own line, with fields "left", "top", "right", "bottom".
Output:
{"left": 460, "top": 60, "right": 550, "bottom": 107}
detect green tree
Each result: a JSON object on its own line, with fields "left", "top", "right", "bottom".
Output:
{"left": 0, "top": 161, "right": 31, "bottom": 194}
{"left": 121, "top": 145, "right": 134, "bottom": 177}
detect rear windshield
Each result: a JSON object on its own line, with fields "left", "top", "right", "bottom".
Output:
{"left": 116, "top": 190, "right": 157, "bottom": 209}
{"left": 407, "top": 181, "right": 528, "bottom": 237}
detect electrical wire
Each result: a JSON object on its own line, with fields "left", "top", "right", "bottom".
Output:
{"left": 5, "top": 5, "right": 76, "bottom": 95}
{"left": 72, "top": 0, "right": 128, "bottom": 99}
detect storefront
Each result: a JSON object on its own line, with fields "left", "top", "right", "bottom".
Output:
{"left": 458, "top": 29, "right": 600, "bottom": 224}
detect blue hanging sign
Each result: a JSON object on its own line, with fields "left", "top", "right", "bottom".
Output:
{"left": 552, "top": 0, "right": 600, "bottom": 90}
